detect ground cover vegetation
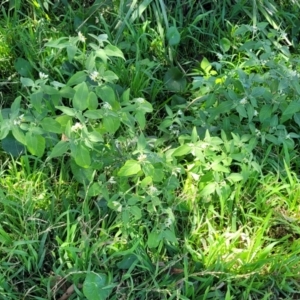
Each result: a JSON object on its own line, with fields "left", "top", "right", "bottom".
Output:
{"left": 1, "top": 0, "right": 300, "bottom": 299}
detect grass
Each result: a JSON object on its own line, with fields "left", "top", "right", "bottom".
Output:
{"left": 1, "top": 0, "right": 300, "bottom": 299}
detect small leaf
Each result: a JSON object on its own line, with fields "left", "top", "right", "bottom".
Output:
{"left": 14, "top": 58, "right": 32, "bottom": 77}
{"left": 199, "top": 182, "right": 216, "bottom": 197}
{"left": 103, "top": 115, "right": 120, "bottom": 134}
{"left": 104, "top": 44, "right": 125, "bottom": 59}
{"left": 135, "top": 111, "right": 146, "bottom": 129}
{"left": 83, "top": 273, "right": 112, "bottom": 300}
{"left": 41, "top": 118, "right": 62, "bottom": 133}
{"left": 220, "top": 37, "right": 231, "bottom": 52}
{"left": 71, "top": 142, "right": 91, "bottom": 168}
{"left": 117, "top": 254, "right": 138, "bottom": 270}
{"left": 166, "top": 26, "right": 181, "bottom": 46}
{"left": 227, "top": 173, "right": 244, "bottom": 183}
{"left": 25, "top": 133, "right": 45, "bottom": 157}
{"left": 49, "top": 141, "right": 69, "bottom": 158}
{"left": 163, "top": 229, "right": 178, "bottom": 244}
{"left": 88, "top": 92, "right": 98, "bottom": 110}
{"left": 130, "top": 205, "right": 142, "bottom": 220}
{"left": 73, "top": 82, "right": 89, "bottom": 111}
{"left": 96, "top": 85, "right": 116, "bottom": 104}
{"left": 147, "top": 230, "right": 162, "bottom": 248}
{"left": 118, "top": 160, "right": 141, "bottom": 177}
{"left": 67, "top": 71, "right": 87, "bottom": 86}
{"left": 200, "top": 57, "right": 212, "bottom": 73}
{"left": 55, "top": 106, "right": 76, "bottom": 117}
{"left": 172, "top": 144, "right": 191, "bottom": 157}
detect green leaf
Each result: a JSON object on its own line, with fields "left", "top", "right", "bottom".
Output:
{"left": 117, "top": 254, "right": 138, "bottom": 270}
{"left": 135, "top": 111, "right": 146, "bottom": 129}
{"left": 166, "top": 26, "right": 181, "bottom": 46}
{"left": 282, "top": 101, "right": 300, "bottom": 116}
{"left": 73, "top": 82, "right": 89, "bottom": 111}
{"left": 200, "top": 57, "right": 212, "bottom": 73}
{"left": 71, "top": 142, "right": 91, "bottom": 168}
{"left": 130, "top": 205, "right": 142, "bottom": 220}
{"left": 0, "top": 119, "right": 10, "bottom": 140}
{"left": 83, "top": 273, "right": 112, "bottom": 300}
{"left": 88, "top": 92, "right": 98, "bottom": 110}
{"left": 118, "top": 160, "right": 141, "bottom": 177}
{"left": 11, "top": 96, "right": 21, "bottom": 116}
{"left": 259, "top": 105, "right": 272, "bottom": 123}
{"left": 30, "top": 91, "right": 43, "bottom": 113}
{"left": 25, "top": 133, "right": 45, "bottom": 157}
{"left": 163, "top": 229, "right": 178, "bottom": 244}
{"left": 172, "top": 144, "right": 191, "bottom": 156}
{"left": 220, "top": 38, "right": 231, "bottom": 52}
{"left": 96, "top": 85, "right": 115, "bottom": 105}
{"left": 104, "top": 44, "right": 124, "bottom": 59}
{"left": 21, "top": 77, "right": 35, "bottom": 87}
{"left": 49, "top": 141, "right": 69, "bottom": 158}
{"left": 199, "top": 182, "right": 216, "bottom": 197}
{"left": 55, "top": 106, "right": 76, "bottom": 117}
{"left": 103, "top": 115, "right": 120, "bottom": 134}
{"left": 14, "top": 58, "right": 32, "bottom": 77}
{"left": 164, "top": 67, "right": 187, "bottom": 92}
{"left": 12, "top": 127, "right": 26, "bottom": 145}
{"left": 67, "top": 71, "right": 87, "bottom": 86}
{"left": 147, "top": 230, "right": 162, "bottom": 249}
{"left": 227, "top": 173, "right": 244, "bottom": 183}
{"left": 84, "top": 110, "right": 103, "bottom": 119}
{"left": 1, "top": 133, "right": 25, "bottom": 157}
{"left": 41, "top": 118, "right": 62, "bottom": 133}
{"left": 103, "top": 70, "right": 119, "bottom": 82}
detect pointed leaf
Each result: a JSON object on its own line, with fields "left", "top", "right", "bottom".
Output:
{"left": 118, "top": 160, "right": 141, "bottom": 177}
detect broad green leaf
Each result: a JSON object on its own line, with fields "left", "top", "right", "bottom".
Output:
{"left": 282, "top": 101, "right": 300, "bottom": 116}
{"left": 166, "top": 26, "right": 180, "bottom": 46}
{"left": 163, "top": 229, "right": 178, "bottom": 244}
{"left": 1, "top": 133, "right": 25, "bottom": 157}
{"left": 41, "top": 118, "right": 62, "bottom": 133}
{"left": 59, "top": 86, "right": 75, "bottom": 98}
{"left": 200, "top": 57, "right": 212, "bottom": 73}
{"left": 118, "top": 160, "right": 141, "bottom": 177}
{"left": 96, "top": 85, "right": 115, "bottom": 104}
{"left": 211, "top": 163, "right": 230, "bottom": 173}
{"left": 67, "top": 71, "right": 87, "bottom": 86}
{"left": 227, "top": 173, "right": 244, "bottom": 182}
{"left": 73, "top": 82, "right": 89, "bottom": 111}
{"left": 135, "top": 111, "right": 146, "bottom": 129}
{"left": 30, "top": 91, "right": 43, "bottom": 113}
{"left": 84, "top": 110, "right": 103, "bottom": 119}
{"left": 71, "top": 142, "right": 91, "bottom": 168}
{"left": 220, "top": 37, "right": 231, "bottom": 52}
{"left": 21, "top": 77, "right": 35, "bottom": 87}
{"left": 147, "top": 230, "right": 161, "bottom": 248}
{"left": 0, "top": 119, "right": 10, "bottom": 140}
{"left": 83, "top": 273, "right": 112, "bottom": 300}
{"left": 25, "top": 133, "right": 45, "bottom": 157}
{"left": 199, "top": 182, "right": 216, "bottom": 197}
{"left": 88, "top": 92, "right": 98, "bottom": 110}
{"left": 70, "top": 161, "right": 94, "bottom": 185}
{"left": 55, "top": 106, "right": 76, "bottom": 117}
{"left": 49, "top": 141, "right": 69, "bottom": 158}
{"left": 12, "top": 126, "right": 26, "bottom": 145}
{"left": 172, "top": 144, "right": 191, "bottom": 157}
{"left": 14, "top": 58, "right": 32, "bottom": 77}
{"left": 67, "top": 44, "right": 77, "bottom": 61}
{"left": 130, "top": 205, "right": 142, "bottom": 220}
{"left": 259, "top": 105, "right": 272, "bottom": 123}
{"left": 11, "top": 96, "right": 21, "bottom": 116}
{"left": 117, "top": 254, "right": 138, "bottom": 270}
{"left": 103, "top": 70, "right": 119, "bottom": 82}
{"left": 164, "top": 67, "right": 187, "bottom": 92}
{"left": 104, "top": 44, "right": 124, "bottom": 59}
{"left": 103, "top": 115, "right": 120, "bottom": 134}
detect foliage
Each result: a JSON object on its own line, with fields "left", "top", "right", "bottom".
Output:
{"left": 1, "top": 0, "right": 300, "bottom": 299}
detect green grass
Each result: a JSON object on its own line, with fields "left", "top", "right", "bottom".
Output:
{"left": 1, "top": 0, "right": 300, "bottom": 299}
